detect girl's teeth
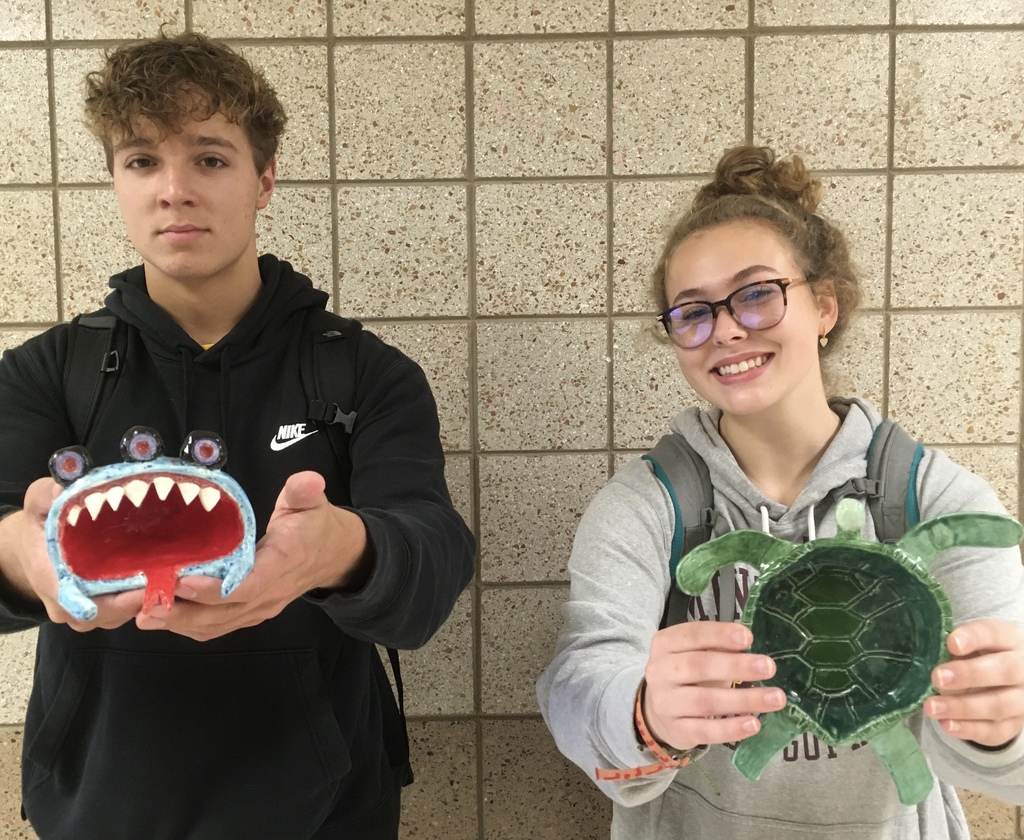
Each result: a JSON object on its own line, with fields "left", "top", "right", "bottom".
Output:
{"left": 717, "top": 355, "right": 767, "bottom": 376}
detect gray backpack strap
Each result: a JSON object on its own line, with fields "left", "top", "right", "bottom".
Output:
{"left": 865, "top": 419, "right": 924, "bottom": 543}
{"left": 643, "top": 434, "right": 716, "bottom": 627}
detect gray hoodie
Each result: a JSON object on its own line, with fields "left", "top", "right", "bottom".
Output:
{"left": 537, "top": 398, "right": 1024, "bottom": 839}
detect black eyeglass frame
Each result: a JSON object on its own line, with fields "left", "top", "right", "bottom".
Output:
{"left": 656, "top": 278, "right": 807, "bottom": 349}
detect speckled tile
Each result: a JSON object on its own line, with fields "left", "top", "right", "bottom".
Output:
{"left": 959, "top": 789, "right": 1018, "bottom": 839}
{"left": 754, "top": 35, "right": 889, "bottom": 170}
{"left": 0, "top": 191, "right": 57, "bottom": 322}
{"left": 0, "top": 51, "right": 50, "bottom": 184}
{"left": 897, "top": 0, "right": 1023, "bottom": 24}
{"left": 400, "top": 721, "right": 478, "bottom": 840}
{"left": 937, "top": 446, "right": 1019, "bottom": 519}
{"left": 476, "top": 319, "right": 608, "bottom": 451}
{"left": 613, "top": 179, "right": 701, "bottom": 314}
{"left": 0, "top": 329, "right": 44, "bottom": 352}
{"left": 480, "top": 585, "right": 566, "bottom": 714}
{"left": 0, "top": 728, "right": 37, "bottom": 840}
{"left": 444, "top": 454, "right": 474, "bottom": 532}
{"left": 395, "top": 593, "right": 474, "bottom": 715}
{"left": 888, "top": 312, "right": 1020, "bottom": 444}
{"left": 891, "top": 174, "right": 1024, "bottom": 308}
{"left": 481, "top": 718, "right": 611, "bottom": 839}
{"left": 474, "top": 41, "right": 605, "bottom": 177}
{"left": 193, "top": 0, "right": 326, "bottom": 36}
{"left": 817, "top": 175, "right": 887, "bottom": 311}
{"left": 476, "top": 182, "right": 606, "bottom": 315}
{"left": 478, "top": 453, "right": 607, "bottom": 582}
{"left": 51, "top": 0, "right": 182, "bottom": 39}
{"left": 615, "top": 0, "right": 747, "bottom": 29}
{"left": 365, "top": 322, "right": 471, "bottom": 452}
{"left": 334, "top": 1, "right": 465, "bottom": 36}
{"left": 334, "top": 43, "right": 465, "bottom": 180}
{"left": 1, "top": 3, "right": 46, "bottom": 39}
{"left": 612, "top": 316, "right": 702, "bottom": 449}
{"left": 613, "top": 38, "right": 745, "bottom": 175}
{"left": 336, "top": 185, "right": 468, "bottom": 318}
{"left": 256, "top": 186, "right": 333, "bottom": 300}
{"left": 822, "top": 312, "right": 884, "bottom": 408}
{"left": 755, "top": 0, "right": 887, "bottom": 25}
{"left": 58, "top": 189, "right": 138, "bottom": 318}
{"left": 53, "top": 49, "right": 110, "bottom": 184}
{"left": 895, "top": 33, "right": 1024, "bottom": 167}
{"left": 0, "top": 632, "right": 34, "bottom": 725}
{"left": 239, "top": 47, "right": 330, "bottom": 182}
{"left": 475, "top": 0, "right": 607, "bottom": 33}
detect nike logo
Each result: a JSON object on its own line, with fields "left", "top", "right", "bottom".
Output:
{"left": 270, "top": 424, "right": 319, "bottom": 451}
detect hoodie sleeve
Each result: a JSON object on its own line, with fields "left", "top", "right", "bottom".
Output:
{"left": 0, "top": 328, "right": 74, "bottom": 631}
{"left": 303, "top": 335, "right": 475, "bottom": 650}
{"left": 536, "top": 458, "right": 686, "bottom": 806}
{"left": 913, "top": 446, "right": 1024, "bottom": 803}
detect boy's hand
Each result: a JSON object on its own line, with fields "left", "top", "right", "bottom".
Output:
{"left": 4, "top": 477, "right": 143, "bottom": 631}
{"left": 923, "top": 619, "right": 1024, "bottom": 748}
{"left": 134, "top": 471, "right": 370, "bottom": 641}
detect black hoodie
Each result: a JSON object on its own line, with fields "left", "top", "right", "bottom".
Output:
{"left": 0, "top": 255, "right": 476, "bottom": 839}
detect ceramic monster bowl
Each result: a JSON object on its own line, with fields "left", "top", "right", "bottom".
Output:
{"left": 45, "top": 426, "right": 256, "bottom": 621}
{"left": 675, "top": 497, "right": 1023, "bottom": 806}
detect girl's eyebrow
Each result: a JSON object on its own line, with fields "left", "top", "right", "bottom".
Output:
{"left": 672, "top": 264, "right": 781, "bottom": 303}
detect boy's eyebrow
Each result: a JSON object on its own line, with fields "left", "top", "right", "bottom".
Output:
{"left": 112, "top": 134, "right": 240, "bottom": 154}
{"left": 672, "top": 264, "right": 781, "bottom": 303}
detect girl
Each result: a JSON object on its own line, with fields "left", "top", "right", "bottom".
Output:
{"left": 537, "top": 146, "right": 1024, "bottom": 839}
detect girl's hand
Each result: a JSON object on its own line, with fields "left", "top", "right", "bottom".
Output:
{"left": 923, "top": 619, "right": 1024, "bottom": 748}
{"left": 643, "top": 621, "right": 786, "bottom": 750}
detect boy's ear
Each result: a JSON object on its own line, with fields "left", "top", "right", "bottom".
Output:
{"left": 257, "top": 157, "right": 276, "bottom": 210}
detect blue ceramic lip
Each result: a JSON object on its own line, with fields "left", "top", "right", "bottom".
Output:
{"left": 45, "top": 457, "right": 256, "bottom": 622}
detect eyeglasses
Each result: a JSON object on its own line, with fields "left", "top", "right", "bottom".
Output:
{"left": 657, "top": 278, "right": 807, "bottom": 349}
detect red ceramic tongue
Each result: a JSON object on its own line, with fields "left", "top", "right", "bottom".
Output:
{"left": 142, "top": 566, "right": 180, "bottom": 612}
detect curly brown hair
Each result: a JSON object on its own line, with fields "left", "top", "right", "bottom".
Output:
{"left": 651, "top": 146, "right": 861, "bottom": 354}
{"left": 83, "top": 32, "right": 287, "bottom": 174}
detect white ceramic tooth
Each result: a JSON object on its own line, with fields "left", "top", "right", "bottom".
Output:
{"left": 153, "top": 476, "right": 175, "bottom": 501}
{"left": 178, "top": 482, "right": 201, "bottom": 505}
{"left": 125, "top": 479, "right": 149, "bottom": 507}
{"left": 84, "top": 493, "right": 105, "bottom": 521}
{"left": 105, "top": 486, "right": 125, "bottom": 511}
{"left": 199, "top": 486, "right": 221, "bottom": 512}
{"left": 67, "top": 506, "right": 82, "bottom": 527}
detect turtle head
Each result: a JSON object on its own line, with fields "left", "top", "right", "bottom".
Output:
{"left": 835, "top": 498, "right": 866, "bottom": 539}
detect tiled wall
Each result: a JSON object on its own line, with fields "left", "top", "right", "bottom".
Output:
{"left": 1, "top": 1, "right": 1023, "bottom": 838}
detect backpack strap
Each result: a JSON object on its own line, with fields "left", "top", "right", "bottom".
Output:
{"left": 63, "top": 311, "right": 127, "bottom": 442}
{"left": 643, "top": 434, "right": 717, "bottom": 627}
{"left": 299, "top": 309, "right": 413, "bottom": 785}
{"left": 865, "top": 419, "right": 924, "bottom": 542}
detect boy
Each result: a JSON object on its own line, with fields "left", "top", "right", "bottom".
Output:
{"left": 0, "top": 32, "right": 475, "bottom": 840}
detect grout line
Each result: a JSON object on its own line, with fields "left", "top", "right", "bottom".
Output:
{"left": 44, "top": 0, "right": 64, "bottom": 325}
{"left": 326, "top": 0, "right": 340, "bottom": 312}
{"left": 880, "top": 2, "right": 897, "bottom": 420}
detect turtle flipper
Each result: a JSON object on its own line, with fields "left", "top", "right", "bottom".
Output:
{"left": 898, "top": 512, "right": 1023, "bottom": 567}
{"left": 675, "top": 531, "right": 788, "bottom": 595}
{"left": 732, "top": 710, "right": 801, "bottom": 781}
{"left": 868, "top": 723, "right": 933, "bottom": 805}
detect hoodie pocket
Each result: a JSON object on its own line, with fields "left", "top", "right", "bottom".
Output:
{"left": 24, "top": 647, "right": 350, "bottom": 840}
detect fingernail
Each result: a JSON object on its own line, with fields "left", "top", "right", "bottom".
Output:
{"left": 935, "top": 668, "right": 954, "bottom": 688}
{"left": 754, "top": 657, "right": 774, "bottom": 677}
{"left": 945, "top": 719, "right": 961, "bottom": 734}
{"left": 733, "top": 627, "right": 752, "bottom": 647}
{"left": 177, "top": 586, "right": 196, "bottom": 600}
{"left": 928, "top": 698, "right": 947, "bottom": 716}
{"left": 742, "top": 718, "right": 760, "bottom": 734}
{"left": 766, "top": 690, "right": 786, "bottom": 709}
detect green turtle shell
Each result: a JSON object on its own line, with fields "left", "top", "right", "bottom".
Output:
{"left": 745, "top": 538, "right": 952, "bottom": 744}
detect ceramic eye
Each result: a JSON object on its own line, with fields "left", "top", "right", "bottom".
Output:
{"left": 48, "top": 446, "right": 93, "bottom": 486}
{"left": 120, "top": 426, "right": 164, "bottom": 462}
{"left": 180, "top": 431, "right": 227, "bottom": 469}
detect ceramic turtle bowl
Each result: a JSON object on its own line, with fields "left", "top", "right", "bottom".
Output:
{"left": 675, "top": 498, "right": 1023, "bottom": 805}
{"left": 45, "top": 426, "right": 256, "bottom": 621}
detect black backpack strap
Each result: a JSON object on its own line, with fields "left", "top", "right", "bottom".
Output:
{"left": 865, "top": 419, "right": 924, "bottom": 542}
{"left": 63, "top": 312, "right": 127, "bottom": 442}
{"left": 299, "top": 309, "right": 413, "bottom": 784}
{"left": 643, "top": 434, "right": 717, "bottom": 627}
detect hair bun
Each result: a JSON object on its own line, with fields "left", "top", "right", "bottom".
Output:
{"left": 694, "top": 146, "right": 822, "bottom": 215}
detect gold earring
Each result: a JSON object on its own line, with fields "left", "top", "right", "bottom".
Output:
{"left": 819, "top": 333, "right": 829, "bottom": 348}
